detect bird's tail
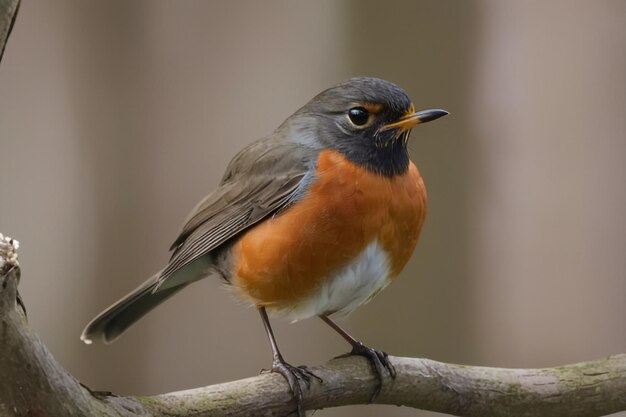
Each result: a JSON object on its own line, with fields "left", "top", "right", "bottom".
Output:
{"left": 80, "top": 272, "right": 187, "bottom": 344}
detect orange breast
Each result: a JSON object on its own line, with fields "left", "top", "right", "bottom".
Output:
{"left": 232, "top": 149, "right": 427, "bottom": 306}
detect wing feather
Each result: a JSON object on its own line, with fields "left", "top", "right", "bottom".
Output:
{"left": 157, "top": 138, "right": 315, "bottom": 287}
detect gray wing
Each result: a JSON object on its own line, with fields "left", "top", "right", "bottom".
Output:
{"left": 157, "top": 137, "right": 316, "bottom": 286}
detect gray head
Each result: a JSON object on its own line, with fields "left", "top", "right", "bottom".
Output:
{"left": 284, "top": 77, "right": 448, "bottom": 177}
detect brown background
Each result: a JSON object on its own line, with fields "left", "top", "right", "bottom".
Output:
{"left": 0, "top": 1, "right": 624, "bottom": 416}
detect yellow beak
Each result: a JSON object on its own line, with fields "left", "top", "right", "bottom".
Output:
{"left": 381, "top": 108, "right": 449, "bottom": 132}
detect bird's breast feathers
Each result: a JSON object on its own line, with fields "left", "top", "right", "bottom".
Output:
{"left": 232, "top": 149, "right": 427, "bottom": 319}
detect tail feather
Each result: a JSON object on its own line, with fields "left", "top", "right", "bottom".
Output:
{"left": 81, "top": 273, "right": 187, "bottom": 344}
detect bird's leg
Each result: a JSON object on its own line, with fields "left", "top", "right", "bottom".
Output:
{"left": 319, "top": 315, "right": 396, "bottom": 402}
{"left": 258, "top": 307, "right": 321, "bottom": 417}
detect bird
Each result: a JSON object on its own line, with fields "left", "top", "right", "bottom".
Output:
{"left": 81, "top": 77, "right": 448, "bottom": 416}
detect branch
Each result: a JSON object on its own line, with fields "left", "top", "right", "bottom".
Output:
{"left": 1, "top": 235, "right": 626, "bottom": 417}
{"left": 0, "top": 0, "right": 19, "bottom": 64}
{"left": 141, "top": 353, "right": 626, "bottom": 417}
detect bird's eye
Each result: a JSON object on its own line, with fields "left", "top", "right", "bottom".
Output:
{"left": 348, "top": 107, "right": 370, "bottom": 126}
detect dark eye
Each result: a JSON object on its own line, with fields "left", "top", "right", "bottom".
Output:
{"left": 348, "top": 107, "right": 370, "bottom": 126}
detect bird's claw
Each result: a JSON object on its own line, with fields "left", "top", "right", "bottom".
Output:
{"left": 338, "top": 342, "right": 396, "bottom": 402}
{"left": 262, "top": 357, "right": 322, "bottom": 417}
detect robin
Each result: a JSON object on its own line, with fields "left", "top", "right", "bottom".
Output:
{"left": 81, "top": 77, "right": 447, "bottom": 416}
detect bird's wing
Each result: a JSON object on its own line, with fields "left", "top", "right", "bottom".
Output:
{"left": 157, "top": 138, "right": 316, "bottom": 288}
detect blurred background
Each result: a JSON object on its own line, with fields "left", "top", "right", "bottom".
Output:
{"left": 1, "top": 1, "right": 625, "bottom": 416}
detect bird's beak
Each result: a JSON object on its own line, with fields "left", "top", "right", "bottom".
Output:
{"left": 381, "top": 107, "right": 449, "bottom": 132}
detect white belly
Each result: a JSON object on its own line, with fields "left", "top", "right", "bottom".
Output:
{"left": 270, "top": 240, "right": 392, "bottom": 321}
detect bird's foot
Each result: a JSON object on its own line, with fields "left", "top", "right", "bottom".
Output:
{"left": 338, "top": 342, "right": 396, "bottom": 402}
{"left": 262, "top": 357, "right": 322, "bottom": 417}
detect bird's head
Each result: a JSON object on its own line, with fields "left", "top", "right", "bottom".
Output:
{"left": 284, "top": 77, "right": 448, "bottom": 177}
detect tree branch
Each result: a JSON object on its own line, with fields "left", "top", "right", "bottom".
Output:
{"left": 1, "top": 234, "right": 626, "bottom": 417}
{"left": 0, "top": 0, "right": 19, "bottom": 64}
